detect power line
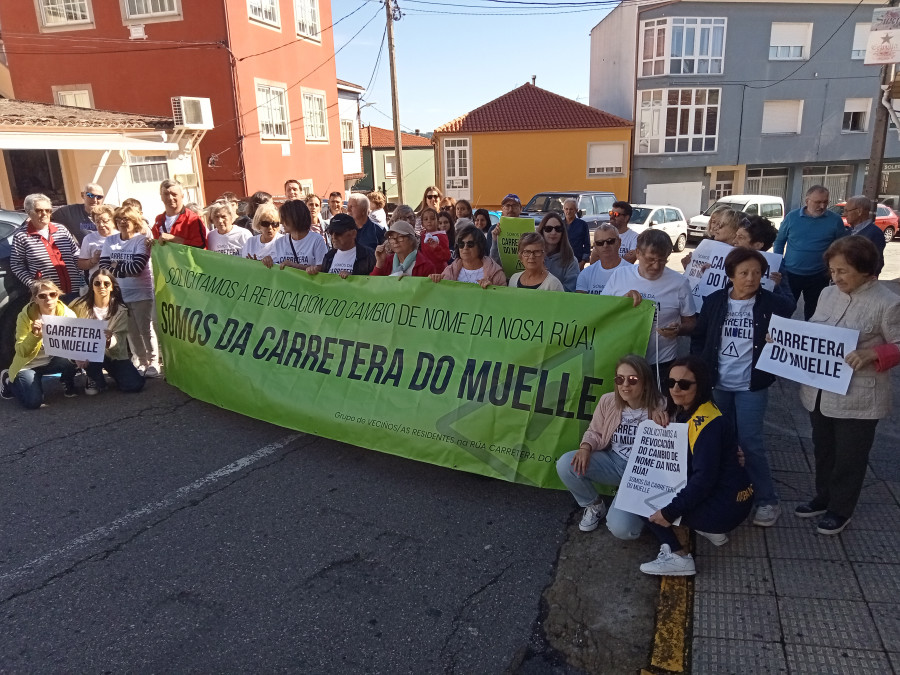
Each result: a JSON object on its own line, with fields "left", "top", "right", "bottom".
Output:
{"left": 363, "top": 25, "right": 388, "bottom": 94}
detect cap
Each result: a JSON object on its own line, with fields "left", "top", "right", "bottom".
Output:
{"left": 501, "top": 193, "right": 520, "bottom": 206}
{"left": 388, "top": 221, "right": 416, "bottom": 239}
{"left": 326, "top": 213, "right": 356, "bottom": 235}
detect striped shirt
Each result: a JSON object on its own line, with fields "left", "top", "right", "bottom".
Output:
{"left": 10, "top": 221, "right": 81, "bottom": 293}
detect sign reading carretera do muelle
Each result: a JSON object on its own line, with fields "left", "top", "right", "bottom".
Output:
{"left": 152, "top": 245, "right": 654, "bottom": 489}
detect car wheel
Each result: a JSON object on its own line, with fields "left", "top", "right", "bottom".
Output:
{"left": 884, "top": 226, "right": 895, "bottom": 243}
{"left": 674, "top": 233, "right": 687, "bottom": 252}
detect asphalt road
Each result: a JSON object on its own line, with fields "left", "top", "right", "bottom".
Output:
{"left": 0, "top": 378, "right": 580, "bottom": 673}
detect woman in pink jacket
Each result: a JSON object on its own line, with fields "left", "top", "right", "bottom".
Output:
{"left": 556, "top": 354, "right": 667, "bottom": 533}
{"left": 429, "top": 225, "right": 506, "bottom": 288}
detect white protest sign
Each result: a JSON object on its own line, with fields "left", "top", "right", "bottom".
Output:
{"left": 684, "top": 239, "right": 782, "bottom": 310}
{"left": 42, "top": 315, "right": 108, "bottom": 362}
{"left": 615, "top": 420, "right": 688, "bottom": 524}
{"left": 756, "top": 315, "right": 859, "bottom": 395}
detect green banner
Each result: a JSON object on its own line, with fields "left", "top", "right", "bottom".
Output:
{"left": 151, "top": 244, "right": 654, "bottom": 489}
{"left": 497, "top": 216, "right": 537, "bottom": 278}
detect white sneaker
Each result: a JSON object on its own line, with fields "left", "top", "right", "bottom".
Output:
{"left": 144, "top": 365, "right": 161, "bottom": 378}
{"left": 753, "top": 504, "right": 781, "bottom": 527}
{"left": 696, "top": 530, "right": 728, "bottom": 546}
{"left": 578, "top": 500, "right": 607, "bottom": 532}
{"left": 640, "top": 544, "right": 696, "bottom": 576}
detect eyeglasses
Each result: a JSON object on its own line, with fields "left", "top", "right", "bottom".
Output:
{"left": 426, "top": 194, "right": 440, "bottom": 200}
{"left": 85, "top": 192, "right": 104, "bottom": 199}
{"left": 594, "top": 238, "right": 618, "bottom": 247}
{"left": 666, "top": 378, "right": 696, "bottom": 391}
{"left": 521, "top": 249, "right": 544, "bottom": 258}
{"left": 93, "top": 280, "right": 112, "bottom": 288}
{"left": 457, "top": 240, "right": 477, "bottom": 249}
{"left": 388, "top": 234, "right": 409, "bottom": 241}
{"left": 259, "top": 220, "right": 279, "bottom": 228}
{"left": 642, "top": 256, "right": 669, "bottom": 266}
{"left": 608, "top": 211, "right": 626, "bottom": 218}
{"left": 37, "top": 292, "right": 59, "bottom": 300}
{"left": 543, "top": 225, "right": 565, "bottom": 233}
{"left": 33, "top": 208, "right": 53, "bottom": 215}
{"left": 614, "top": 375, "right": 640, "bottom": 386}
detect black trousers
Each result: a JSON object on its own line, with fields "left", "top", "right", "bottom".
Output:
{"left": 788, "top": 272, "right": 829, "bottom": 321}
{"left": 809, "top": 395, "right": 879, "bottom": 519}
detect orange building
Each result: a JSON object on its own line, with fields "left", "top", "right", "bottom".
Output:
{"left": 433, "top": 84, "right": 633, "bottom": 210}
{"left": 0, "top": 0, "right": 349, "bottom": 204}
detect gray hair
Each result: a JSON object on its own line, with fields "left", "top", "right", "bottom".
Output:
{"left": 806, "top": 184, "right": 829, "bottom": 197}
{"left": 159, "top": 178, "right": 182, "bottom": 192}
{"left": 83, "top": 182, "right": 103, "bottom": 194}
{"left": 347, "top": 192, "right": 370, "bottom": 212}
{"left": 636, "top": 228, "right": 673, "bottom": 257}
{"left": 564, "top": 198, "right": 578, "bottom": 208}
{"left": 594, "top": 222, "right": 619, "bottom": 239}
{"left": 845, "top": 194, "right": 872, "bottom": 213}
{"left": 24, "top": 193, "right": 52, "bottom": 213}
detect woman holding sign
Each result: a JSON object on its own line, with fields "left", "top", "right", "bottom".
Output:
{"left": 797, "top": 236, "right": 900, "bottom": 535}
{"left": 0, "top": 280, "right": 78, "bottom": 407}
{"left": 690, "top": 248, "right": 795, "bottom": 527}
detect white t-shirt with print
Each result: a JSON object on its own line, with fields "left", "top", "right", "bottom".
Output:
{"left": 208, "top": 227, "right": 251, "bottom": 256}
{"left": 602, "top": 264, "right": 696, "bottom": 364}
{"left": 610, "top": 406, "right": 649, "bottom": 461}
{"left": 458, "top": 266, "right": 485, "bottom": 284}
{"left": 618, "top": 228, "right": 638, "bottom": 259}
{"left": 270, "top": 232, "right": 328, "bottom": 267}
{"left": 576, "top": 258, "right": 630, "bottom": 294}
{"left": 717, "top": 296, "right": 755, "bottom": 391}
{"left": 101, "top": 233, "right": 154, "bottom": 303}
{"left": 240, "top": 233, "right": 282, "bottom": 260}
{"left": 78, "top": 231, "right": 108, "bottom": 289}
{"left": 329, "top": 247, "right": 357, "bottom": 274}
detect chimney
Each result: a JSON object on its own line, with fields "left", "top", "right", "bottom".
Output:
{"left": 415, "top": 128, "right": 420, "bottom": 136}
{"left": 531, "top": 75, "right": 536, "bottom": 85}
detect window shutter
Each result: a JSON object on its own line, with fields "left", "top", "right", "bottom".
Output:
{"left": 587, "top": 143, "right": 624, "bottom": 173}
{"left": 844, "top": 98, "right": 870, "bottom": 114}
{"left": 762, "top": 100, "right": 803, "bottom": 134}
{"left": 770, "top": 22, "right": 810, "bottom": 46}
{"left": 853, "top": 23, "right": 870, "bottom": 52}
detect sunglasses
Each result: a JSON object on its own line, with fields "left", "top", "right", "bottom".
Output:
{"left": 37, "top": 292, "right": 59, "bottom": 300}
{"left": 543, "top": 225, "right": 565, "bottom": 233}
{"left": 666, "top": 378, "right": 696, "bottom": 391}
{"left": 259, "top": 221, "right": 279, "bottom": 228}
{"left": 33, "top": 208, "right": 53, "bottom": 215}
{"left": 457, "top": 240, "right": 477, "bottom": 249}
{"left": 594, "top": 238, "right": 618, "bottom": 247}
{"left": 426, "top": 194, "right": 440, "bottom": 200}
{"left": 614, "top": 375, "right": 640, "bottom": 386}
{"left": 608, "top": 211, "right": 626, "bottom": 217}
{"left": 86, "top": 192, "right": 104, "bottom": 199}
{"left": 93, "top": 280, "right": 112, "bottom": 288}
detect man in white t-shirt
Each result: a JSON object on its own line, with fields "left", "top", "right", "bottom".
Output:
{"left": 309, "top": 214, "right": 376, "bottom": 278}
{"left": 576, "top": 223, "right": 631, "bottom": 295}
{"left": 602, "top": 229, "right": 696, "bottom": 371}
{"left": 609, "top": 201, "right": 639, "bottom": 263}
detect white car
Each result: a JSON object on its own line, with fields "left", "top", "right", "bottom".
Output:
{"left": 627, "top": 204, "right": 688, "bottom": 252}
{"left": 688, "top": 194, "right": 785, "bottom": 240}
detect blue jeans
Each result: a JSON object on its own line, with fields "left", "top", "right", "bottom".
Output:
{"left": 85, "top": 358, "right": 145, "bottom": 393}
{"left": 11, "top": 357, "right": 76, "bottom": 410}
{"left": 713, "top": 388, "right": 777, "bottom": 506}
{"left": 556, "top": 448, "right": 628, "bottom": 507}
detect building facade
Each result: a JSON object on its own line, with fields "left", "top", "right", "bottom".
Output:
{"left": 337, "top": 79, "right": 365, "bottom": 194}
{"left": 589, "top": 0, "right": 900, "bottom": 217}
{"left": 354, "top": 126, "right": 435, "bottom": 206}
{"left": 0, "top": 0, "right": 346, "bottom": 203}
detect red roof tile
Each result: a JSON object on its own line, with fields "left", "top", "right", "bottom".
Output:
{"left": 360, "top": 125, "right": 432, "bottom": 149}
{"left": 434, "top": 83, "right": 631, "bottom": 134}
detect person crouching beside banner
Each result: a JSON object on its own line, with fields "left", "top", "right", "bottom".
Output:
{"left": 371, "top": 221, "right": 437, "bottom": 278}
{"left": 307, "top": 214, "right": 376, "bottom": 278}
{"left": 638, "top": 357, "right": 753, "bottom": 577}
{"left": 796, "top": 236, "right": 900, "bottom": 535}
{"left": 69, "top": 270, "right": 145, "bottom": 396}
{"left": 690, "top": 248, "right": 795, "bottom": 528}
{"left": 0, "top": 280, "right": 77, "bottom": 407}
{"left": 430, "top": 225, "right": 506, "bottom": 288}
{"left": 556, "top": 355, "right": 667, "bottom": 533}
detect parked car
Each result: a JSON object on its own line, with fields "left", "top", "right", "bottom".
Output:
{"left": 628, "top": 204, "right": 688, "bottom": 252}
{"left": 0, "top": 209, "right": 28, "bottom": 370}
{"left": 520, "top": 191, "right": 617, "bottom": 229}
{"left": 688, "top": 194, "right": 785, "bottom": 240}
{"left": 829, "top": 202, "right": 898, "bottom": 243}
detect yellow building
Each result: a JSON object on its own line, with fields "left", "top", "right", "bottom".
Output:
{"left": 433, "top": 83, "right": 632, "bottom": 210}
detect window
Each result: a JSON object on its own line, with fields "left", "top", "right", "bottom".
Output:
{"left": 769, "top": 22, "right": 812, "bottom": 60}
{"left": 637, "top": 88, "right": 720, "bottom": 154}
{"left": 295, "top": 0, "right": 320, "bottom": 39}
{"left": 746, "top": 168, "right": 789, "bottom": 200}
{"left": 248, "top": 0, "right": 278, "bottom": 26}
{"left": 302, "top": 90, "right": 327, "bottom": 141}
{"left": 56, "top": 89, "right": 91, "bottom": 108}
{"left": 852, "top": 23, "right": 869, "bottom": 59}
{"left": 593, "top": 195, "right": 615, "bottom": 213}
{"left": 586, "top": 143, "right": 624, "bottom": 177}
{"left": 128, "top": 154, "right": 169, "bottom": 184}
{"left": 255, "top": 83, "right": 289, "bottom": 140}
{"left": 640, "top": 18, "right": 726, "bottom": 77}
{"left": 761, "top": 100, "right": 803, "bottom": 134}
{"left": 842, "top": 98, "right": 871, "bottom": 132}
{"left": 39, "top": 0, "right": 91, "bottom": 26}
{"left": 125, "top": 0, "right": 178, "bottom": 19}
{"left": 341, "top": 119, "right": 355, "bottom": 151}
{"left": 665, "top": 208, "right": 681, "bottom": 223}
{"left": 802, "top": 165, "right": 852, "bottom": 202}
{"left": 384, "top": 155, "right": 397, "bottom": 178}
{"left": 713, "top": 170, "right": 735, "bottom": 200}
{"left": 760, "top": 202, "right": 784, "bottom": 219}
{"left": 578, "top": 196, "right": 595, "bottom": 216}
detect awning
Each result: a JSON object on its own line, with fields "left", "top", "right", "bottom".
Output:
{"left": 0, "top": 131, "right": 178, "bottom": 152}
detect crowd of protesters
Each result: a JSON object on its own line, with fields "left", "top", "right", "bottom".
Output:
{"left": 1, "top": 178, "right": 897, "bottom": 578}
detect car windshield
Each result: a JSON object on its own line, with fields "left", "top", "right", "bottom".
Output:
{"left": 523, "top": 194, "right": 577, "bottom": 213}
{"left": 828, "top": 205, "right": 845, "bottom": 216}
{"left": 703, "top": 199, "right": 749, "bottom": 216}
{"left": 629, "top": 207, "right": 654, "bottom": 225}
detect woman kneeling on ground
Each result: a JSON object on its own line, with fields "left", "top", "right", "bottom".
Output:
{"left": 556, "top": 355, "right": 666, "bottom": 533}
{"left": 69, "top": 269, "right": 145, "bottom": 395}
{"left": 1, "top": 280, "right": 78, "bottom": 407}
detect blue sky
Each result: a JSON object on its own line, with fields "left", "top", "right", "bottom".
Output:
{"left": 331, "top": 0, "right": 615, "bottom": 132}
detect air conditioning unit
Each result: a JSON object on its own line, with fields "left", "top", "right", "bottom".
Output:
{"left": 174, "top": 173, "right": 199, "bottom": 188}
{"left": 171, "top": 96, "right": 214, "bottom": 130}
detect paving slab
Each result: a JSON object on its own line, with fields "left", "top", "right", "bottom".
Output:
{"left": 853, "top": 563, "right": 900, "bottom": 603}
{"left": 695, "top": 555, "right": 774, "bottom": 596}
{"left": 871, "top": 602, "right": 900, "bottom": 653}
{"left": 765, "top": 526, "right": 848, "bottom": 561}
{"left": 784, "top": 645, "right": 894, "bottom": 675}
{"left": 693, "top": 592, "right": 781, "bottom": 642}
{"left": 770, "top": 558, "right": 861, "bottom": 600}
{"left": 691, "top": 637, "right": 788, "bottom": 675}
{"left": 778, "top": 598, "right": 881, "bottom": 649}
{"left": 841, "top": 529, "right": 894, "bottom": 563}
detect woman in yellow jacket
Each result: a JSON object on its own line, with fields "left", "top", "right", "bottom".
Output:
{"left": 0, "top": 279, "right": 78, "bottom": 408}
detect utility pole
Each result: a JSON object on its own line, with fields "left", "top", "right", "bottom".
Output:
{"left": 385, "top": 0, "right": 404, "bottom": 204}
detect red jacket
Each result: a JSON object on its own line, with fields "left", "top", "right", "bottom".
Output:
{"left": 152, "top": 209, "right": 207, "bottom": 248}
{"left": 370, "top": 253, "right": 437, "bottom": 278}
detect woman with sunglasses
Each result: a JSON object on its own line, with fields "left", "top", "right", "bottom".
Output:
{"left": 690, "top": 248, "right": 795, "bottom": 527}
{"left": 69, "top": 270, "right": 144, "bottom": 395}
{"left": 371, "top": 221, "right": 437, "bottom": 278}
{"left": 430, "top": 225, "right": 506, "bottom": 288}
{"left": 1, "top": 280, "right": 78, "bottom": 407}
{"left": 507, "top": 232, "right": 563, "bottom": 291}
{"left": 240, "top": 202, "right": 282, "bottom": 260}
{"left": 537, "top": 213, "right": 579, "bottom": 292}
{"left": 635, "top": 356, "right": 752, "bottom": 576}
{"left": 576, "top": 224, "right": 631, "bottom": 294}
{"left": 417, "top": 186, "right": 442, "bottom": 221}
{"left": 556, "top": 354, "right": 667, "bottom": 533}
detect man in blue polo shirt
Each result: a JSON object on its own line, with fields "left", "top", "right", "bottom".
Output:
{"left": 773, "top": 185, "right": 847, "bottom": 320}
